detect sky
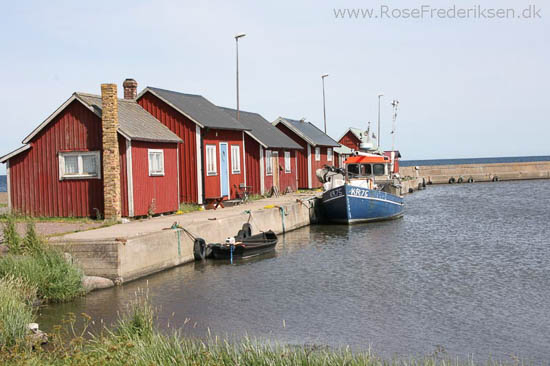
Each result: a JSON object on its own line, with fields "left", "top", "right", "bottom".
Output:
{"left": 0, "top": 0, "right": 548, "bottom": 174}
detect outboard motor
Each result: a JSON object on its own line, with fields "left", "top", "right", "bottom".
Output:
{"left": 316, "top": 165, "right": 345, "bottom": 184}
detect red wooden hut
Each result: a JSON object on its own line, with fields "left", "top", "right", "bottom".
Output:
{"left": 136, "top": 85, "right": 248, "bottom": 205}
{"left": 219, "top": 108, "right": 302, "bottom": 195}
{"left": 273, "top": 117, "right": 340, "bottom": 189}
{"left": 0, "top": 85, "right": 181, "bottom": 218}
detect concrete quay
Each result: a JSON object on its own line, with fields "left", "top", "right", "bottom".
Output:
{"left": 50, "top": 193, "right": 318, "bottom": 284}
{"left": 400, "top": 161, "right": 550, "bottom": 184}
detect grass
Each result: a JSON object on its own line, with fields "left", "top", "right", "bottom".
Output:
{"left": 0, "top": 203, "right": 6, "bottom": 208}
{"left": 176, "top": 203, "right": 202, "bottom": 215}
{"left": 0, "top": 218, "right": 84, "bottom": 303}
{"left": 0, "top": 276, "right": 36, "bottom": 348}
{"left": 0, "top": 213, "right": 98, "bottom": 224}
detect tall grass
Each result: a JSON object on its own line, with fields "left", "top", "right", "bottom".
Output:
{"left": 0, "top": 219, "right": 84, "bottom": 303}
{"left": 0, "top": 276, "right": 36, "bottom": 348}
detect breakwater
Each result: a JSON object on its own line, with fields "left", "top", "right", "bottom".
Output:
{"left": 400, "top": 161, "right": 550, "bottom": 184}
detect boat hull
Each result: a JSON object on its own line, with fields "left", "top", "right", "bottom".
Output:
{"left": 321, "top": 184, "right": 404, "bottom": 224}
{"left": 209, "top": 231, "right": 278, "bottom": 259}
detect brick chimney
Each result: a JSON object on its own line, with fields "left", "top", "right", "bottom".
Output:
{"left": 122, "top": 78, "right": 138, "bottom": 100}
{"left": 101, "top": 84, "right": 121, "bottom": 221}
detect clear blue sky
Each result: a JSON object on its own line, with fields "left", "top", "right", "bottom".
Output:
{"left": 1, "top": 0, "right": 548, "bottom": 174}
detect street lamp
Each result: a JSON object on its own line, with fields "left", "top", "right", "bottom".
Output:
{"left": 377, "top": 93, "right": 384, "bottom": 150}
{"left": 321, "top": 74, "right": 329, "bottom": 133}
{"left": 235, "top": 33, "right": 246, "bottom": 120}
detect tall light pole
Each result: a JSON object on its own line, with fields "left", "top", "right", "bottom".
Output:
{"left": 322, "top": 74, "right": 329, "bottom": 133}
{"left": 235, "top": 33, "right": 246, "bottom": 120}
{"left": 390, "top": 99, "right": 399, "bottom": 174}
{"left": 377, "top": 93, "right": 384, "bottom": 150}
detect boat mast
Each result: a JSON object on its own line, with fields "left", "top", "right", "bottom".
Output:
{"left": 391, "top": 99, "right": 399, "bottom": 175}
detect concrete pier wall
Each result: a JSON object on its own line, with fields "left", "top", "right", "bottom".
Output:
{"left": 53, "top": 198, "right": 315, "bottom": 283}
{"left": 400, "top": 161, "right": 550, "bottom": 184}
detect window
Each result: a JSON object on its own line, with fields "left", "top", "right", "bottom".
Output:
{"left": 347, "top": 164, "right": 359, "bottom": 177}
{"left": 373, "top": 164, "right": 386, "bottom": 176}
{"left": 148, "top": 149, "right": 165, "bottom": 176}
{"left": 206, "top": 145, "right": 217, "bottom": 176}
{"left": 361, "top": 164, "right": 372, "bottom": 176}
{"left": 315, "top": 147, "right": 321, "bottom": 161}
{"left": 59, "top": 151, "right": 100, "bottom": 180}
{"left": 284, "top": 151, "right": 291, "bottom": 173}
{"left": 265, "top": 150, "right": 273, "bottom": 175}
{"left": 327, "top": 148, "right": 333, "bottom": 162}
{"left": 231, "top": 145, "right": 241, "bottom": 174}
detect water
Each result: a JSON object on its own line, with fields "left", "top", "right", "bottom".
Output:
{"left": 400, "top": 155, "right": 550, "bottom": 167}
{"left": 0, "top": 175, "right": 6, "bottom": 192}
{"left": 38, "top": 180, "right": 550, "bottom": 363}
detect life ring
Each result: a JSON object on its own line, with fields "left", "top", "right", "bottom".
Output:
{"left": 492, "top": 176, "right": 499, "bottom": 182}
{"left": 193, "top": 238, "right": 207, "bottom": 260}
{"left": 408, "top": 188, "right": 414, "bottom": 193}
{"left": 467, "top": 177, "right": 474, "bottom": 183}
{"left": 422, "top": 178, "right": 426, "bottom": 188}
{"left": 418, "top": 183, "right": 423, "bottom": 191}
{"left": 448, "top": 177, "right": 456, "bottom": 184}
{"left": 457, "top": 177, "right": 464, "bottom": 184}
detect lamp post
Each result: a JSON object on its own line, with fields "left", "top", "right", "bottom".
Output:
{"left": 377, "top": 93, "right": 384, "bottom": 150}
{"left": 235, "top": 33, "right": 246, "bottom": 120}
{"left": 322, "top": 74, "right": 329, "bottom": 133}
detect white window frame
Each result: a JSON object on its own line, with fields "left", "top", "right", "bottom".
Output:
{"left": 315, "top": 147, "right": 321, "bottom": 161}
{"left": 148, "top": 149, "right": 165, "bottom": 176}
{"left": 265, "top": 149, "right": 273, "bottom": 176}
{"left": 327, "top": 148, "right": 333, "bottom": 162}
{"left": 284, "top": 151, "right": 291, "bottom": 173}
{"left": 58, "top": 151, "right": 101, "bottom": 180}
{"left": 206, "top": 144, "right": 217, "bottom": 176}
{"left": 231, "top": 145, "right": 241, "bottom": 174}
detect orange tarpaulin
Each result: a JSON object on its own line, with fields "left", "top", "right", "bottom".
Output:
{"left": 344, "top": 155, "right": 389, "bottom": 164}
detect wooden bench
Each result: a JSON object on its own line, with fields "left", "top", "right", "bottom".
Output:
{"left": 205, "top": 196, "right": 225, "bottom": 210}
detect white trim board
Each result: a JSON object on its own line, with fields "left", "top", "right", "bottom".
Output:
{"left": 6, "top": 161, "right": 11, "bottom": 211}
{"left": 259, "top": 145, "right": 265, "bottom": 195}
{"left": 196, "top": 125, "right": 203, "bottom": 205}
{"left": 126, "top": 138, "right": 135, "bottom": 217}
{"left": 307, "top": 144, "right": 312, "bottom": 189}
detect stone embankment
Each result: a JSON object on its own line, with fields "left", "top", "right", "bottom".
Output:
{"left": 400, "top": 161, "right": 550, "bottom": 184}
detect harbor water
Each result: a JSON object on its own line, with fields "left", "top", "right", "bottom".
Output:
{"left": 38, "top": 179, "right": 550, "bottom": 363}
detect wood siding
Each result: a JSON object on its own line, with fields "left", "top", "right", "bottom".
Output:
{"left": 263, "top": 148, "right": 298, "bottom": 193}
{"left": 8, "top": 100, "right": 104, "bottom": 217}
{"left": 244, "top": 134, "right": 261, "bottom": 195}
{"left": 118, "top": 135, "right": 129, "bottom": 217}
{"left": 203, "top": 129, "right": 245, "bottom": 200}
{"left": 275, "top": 124, "right": 310, "bottom": 189}
{"left": 130, "top": 141, "right": 179, "bottom": 216}
{"left": 138, "top": 93, "right": 198, "bottom": 204}
{"left": 339, "top": 131, "right": 361, "bottom": 151}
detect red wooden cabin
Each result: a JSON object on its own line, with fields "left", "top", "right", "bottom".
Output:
{"left": 136, "top": 86, "right": 248, "bottom": 205}
{"left": 0, "top": 88, "right": 181, "bottom": 218}
{"left": 273, "top": 117, "right": 340, "bottom": 189}
{"left": 219, "top": 108, "right": 302, "bottom": 195}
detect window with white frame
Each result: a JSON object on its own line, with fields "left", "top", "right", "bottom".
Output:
{"left": 284, "top": 151, "right": 291, "bottom": 173}
{"left": 265, "top": 150, "right": 273, "bottom": 175}
{"left": 206, "top": 144, "right": 217, "bottom": 176}
{"left": 231, "top": 145, "right": 241, "bottom": 174}
{"left": 315, "top": 147, "right": 321, "bottom": 161}
{"left": 327, "top": 148, "right": 333, "bottom": 162}
{"left": 59, "top": 151, "right": 101, "bottom": 180}
{"left": 148, "top": 149, "right": 165, "bottom": 176}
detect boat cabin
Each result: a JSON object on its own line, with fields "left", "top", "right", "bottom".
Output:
{"left": 344, "top": 155, "right": 391, "bottom": 180}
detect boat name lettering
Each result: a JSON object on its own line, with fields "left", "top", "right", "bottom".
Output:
{"left": 349, "top": 187, "right": 369, "bottom": 197}
{"left": 329, "top": 187, "right": 344, "bottom": 198}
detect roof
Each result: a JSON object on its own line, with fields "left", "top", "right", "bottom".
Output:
{"left": 1, "top": 92, "right": 182, "bottom": 163}
{"left": 273, "top": 117, "right": 340, "bottom": 147}
{"left": 140, "top": 87, "right": 248, "bottom": 131}
{"left": 75, "top": 93, "right": 182, "bottom": 143}
{"left": 334, "top": 145, "right": 353, "bottom": 155}
{"left": 345, "top": 154, "right": 389, "bottom": 164}
{"left": 218, "top": 107, "right": 302, "bottom": 150}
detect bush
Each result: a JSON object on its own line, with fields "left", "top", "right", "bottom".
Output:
{"left": 2, "top": 215, "right": 22, "bottom": 254}
{"left": 0, "top": 245, "right": 83, "bottom": 303}
{"left": 0, "top": 276, "right": 36, "bottom": 348}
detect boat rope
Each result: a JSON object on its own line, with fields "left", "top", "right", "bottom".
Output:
{"left": 171, "top": 222, "right": 199, "bottom": 242}
{"left": 279, "top": 206, "right": 286, "bottom": 234}
{"left": 230, "top": 244, "right": 234, "bottom": 264}
{"left": 243, "top": 210, "right": 263, "bottom": 234}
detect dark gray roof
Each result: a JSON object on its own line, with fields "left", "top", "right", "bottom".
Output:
{"left": 76, "top": 93, "right": 182, "bottom": 143}
{"left": 218, "top": 107, "right": 302, "bottom": 150}
{"left": 142, "top": 87, "right": 248, "bottom": 131}
{"left": 274, "top": 117, "right": 340, "bottom": 147}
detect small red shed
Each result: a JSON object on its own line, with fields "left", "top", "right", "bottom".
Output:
{"left": 273, "top": 117, "right": 340, "bottom": 189}
{"left": 136, "top": 85, "right": 249, "bottom": 205}
{"left": 219, "top": 108, "right": 302, "bottom": 195}
{"left": 0, "top": 85, "right": 182, "bottom": 218}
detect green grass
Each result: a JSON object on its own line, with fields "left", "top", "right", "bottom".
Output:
{"left": 177, "top": 203, "right": 202, "bottom": 214}
{"left": 0, "top": 276, "right": 37, "bottom": 348}
{"left": 0, "top": 213, "right": 98, "bottom": 224}
{"left": 0, "top": 203, "right": 6, "bottom": 208}
{"left": 0, "top": 219, "right": 84, "bottom": 303}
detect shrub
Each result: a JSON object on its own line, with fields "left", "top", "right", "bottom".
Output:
{"left": 0, "top": 276, "right": 36, "bottom": 348}
{"left": 2, "top": 215, "right": 22, "bottom": 254}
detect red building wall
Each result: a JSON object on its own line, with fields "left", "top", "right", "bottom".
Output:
{"left": 202, "top": 129, "right": 245, "bottom": 200}
{"left": 310, "top": 146, "right": 335, "bottom": 189}
{"left": 339, "top": 131, "right": 361, "bottom": 151}
{"left": 244, "top": 134, "right": 261, "bottom": 195}
{"left": 138, "top": 92, "right": 198, "bottom": 204}
{"left": 8, "top": 101, "right": 105, "bottom": 217}
{"left": 384, "top": 151, "right": 400, "bottom": 173}
{"left": 131, "top": 141, "right": 179, "bottom": 216}
{"left": 275, "top": 124, "right": 309, "bottom": 189}
{"left": 263, "top": 149, "right": 298, "bottom": 193}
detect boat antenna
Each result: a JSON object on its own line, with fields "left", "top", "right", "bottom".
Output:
{"left": 391, "top": 99, "right": 399, "bottom": 175}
